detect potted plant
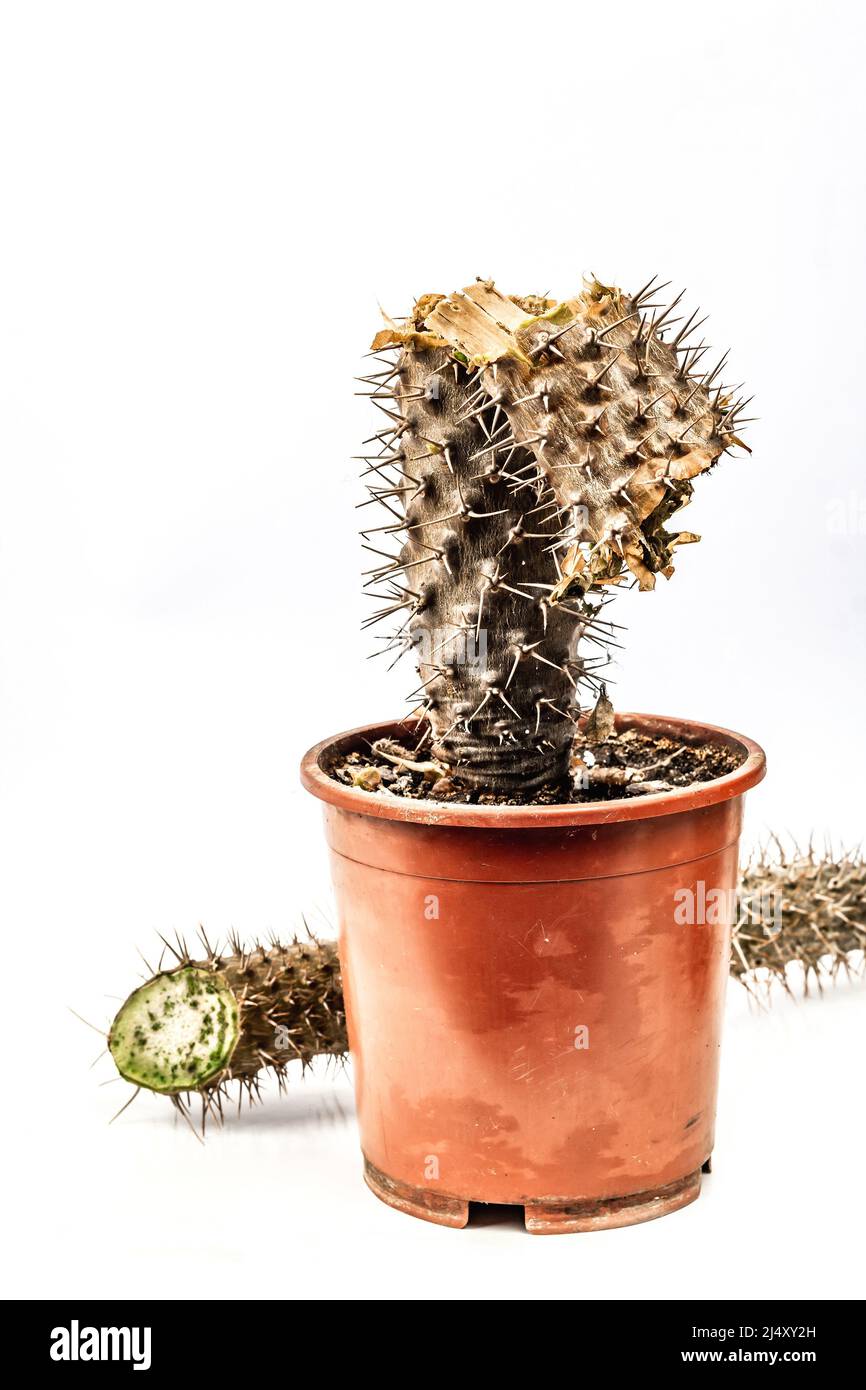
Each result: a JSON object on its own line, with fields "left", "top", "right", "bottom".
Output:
{"left": 106, "top": 276, "right": 766, "bottom": 1228}
{"left": 296, "top": 275, "right": 765, "bottom": 1233}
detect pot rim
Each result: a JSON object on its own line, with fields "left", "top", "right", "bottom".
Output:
{"left": 300, "top": 711, "right": 766, "bottom": 829}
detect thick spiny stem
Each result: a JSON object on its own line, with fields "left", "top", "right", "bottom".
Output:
{"left": 363, "top": 345, "right": 603, "bottom": 791}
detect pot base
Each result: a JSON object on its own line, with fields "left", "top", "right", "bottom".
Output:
{"left": 363, "top": 1157, "right": 703, "bottom": 1235}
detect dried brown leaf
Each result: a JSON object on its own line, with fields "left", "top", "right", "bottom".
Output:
{"left": 584, "top": 687, "right": 616, "bottom": 744}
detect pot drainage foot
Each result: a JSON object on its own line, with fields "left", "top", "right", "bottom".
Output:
{"left": 363, "top": 1157, "right": 702, "bottom": 1233}
{"left": 524, "top": 1169, "right": 703, "bottom": 1234}
{"left": 524, "top": 1168, "right": 702, "bottom": 1234}
{"left": 363, "top": 1157, "right": 469, "bottom": 1228}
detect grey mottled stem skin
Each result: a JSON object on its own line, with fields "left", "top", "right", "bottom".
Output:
{"left": 379, "top": 347, "right": 592, "bottom": 791}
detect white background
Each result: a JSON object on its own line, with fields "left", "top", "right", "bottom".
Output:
{"left": 1, "top": 0, "right": 863, "bottom": 1301}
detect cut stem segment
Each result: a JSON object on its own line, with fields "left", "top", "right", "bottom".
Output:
{"left": 110, "top": 967, "right": 239, "bottom": 1093}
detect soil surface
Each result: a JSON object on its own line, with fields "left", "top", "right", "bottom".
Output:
{"left": 326, "top": 726, "right": 745, "bottom": 806}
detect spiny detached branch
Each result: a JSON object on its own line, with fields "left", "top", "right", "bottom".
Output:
{"left": 732, "top": 843, "right": 866, "bottom": 997}
{"left": 107, "top": 934, "right": 345, "bottom": 1132}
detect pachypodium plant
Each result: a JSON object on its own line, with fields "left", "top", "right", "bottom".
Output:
{"left": 361, "top": 277, "right": 750, "bottom": 791}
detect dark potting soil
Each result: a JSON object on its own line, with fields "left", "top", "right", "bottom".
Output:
{"left": 326, "top": 726, "right": 745, "bottom": 807}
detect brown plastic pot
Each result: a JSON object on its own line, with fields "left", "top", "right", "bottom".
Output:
{"left": 300, "top": 712, "right": 766, "bottom": 1234}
